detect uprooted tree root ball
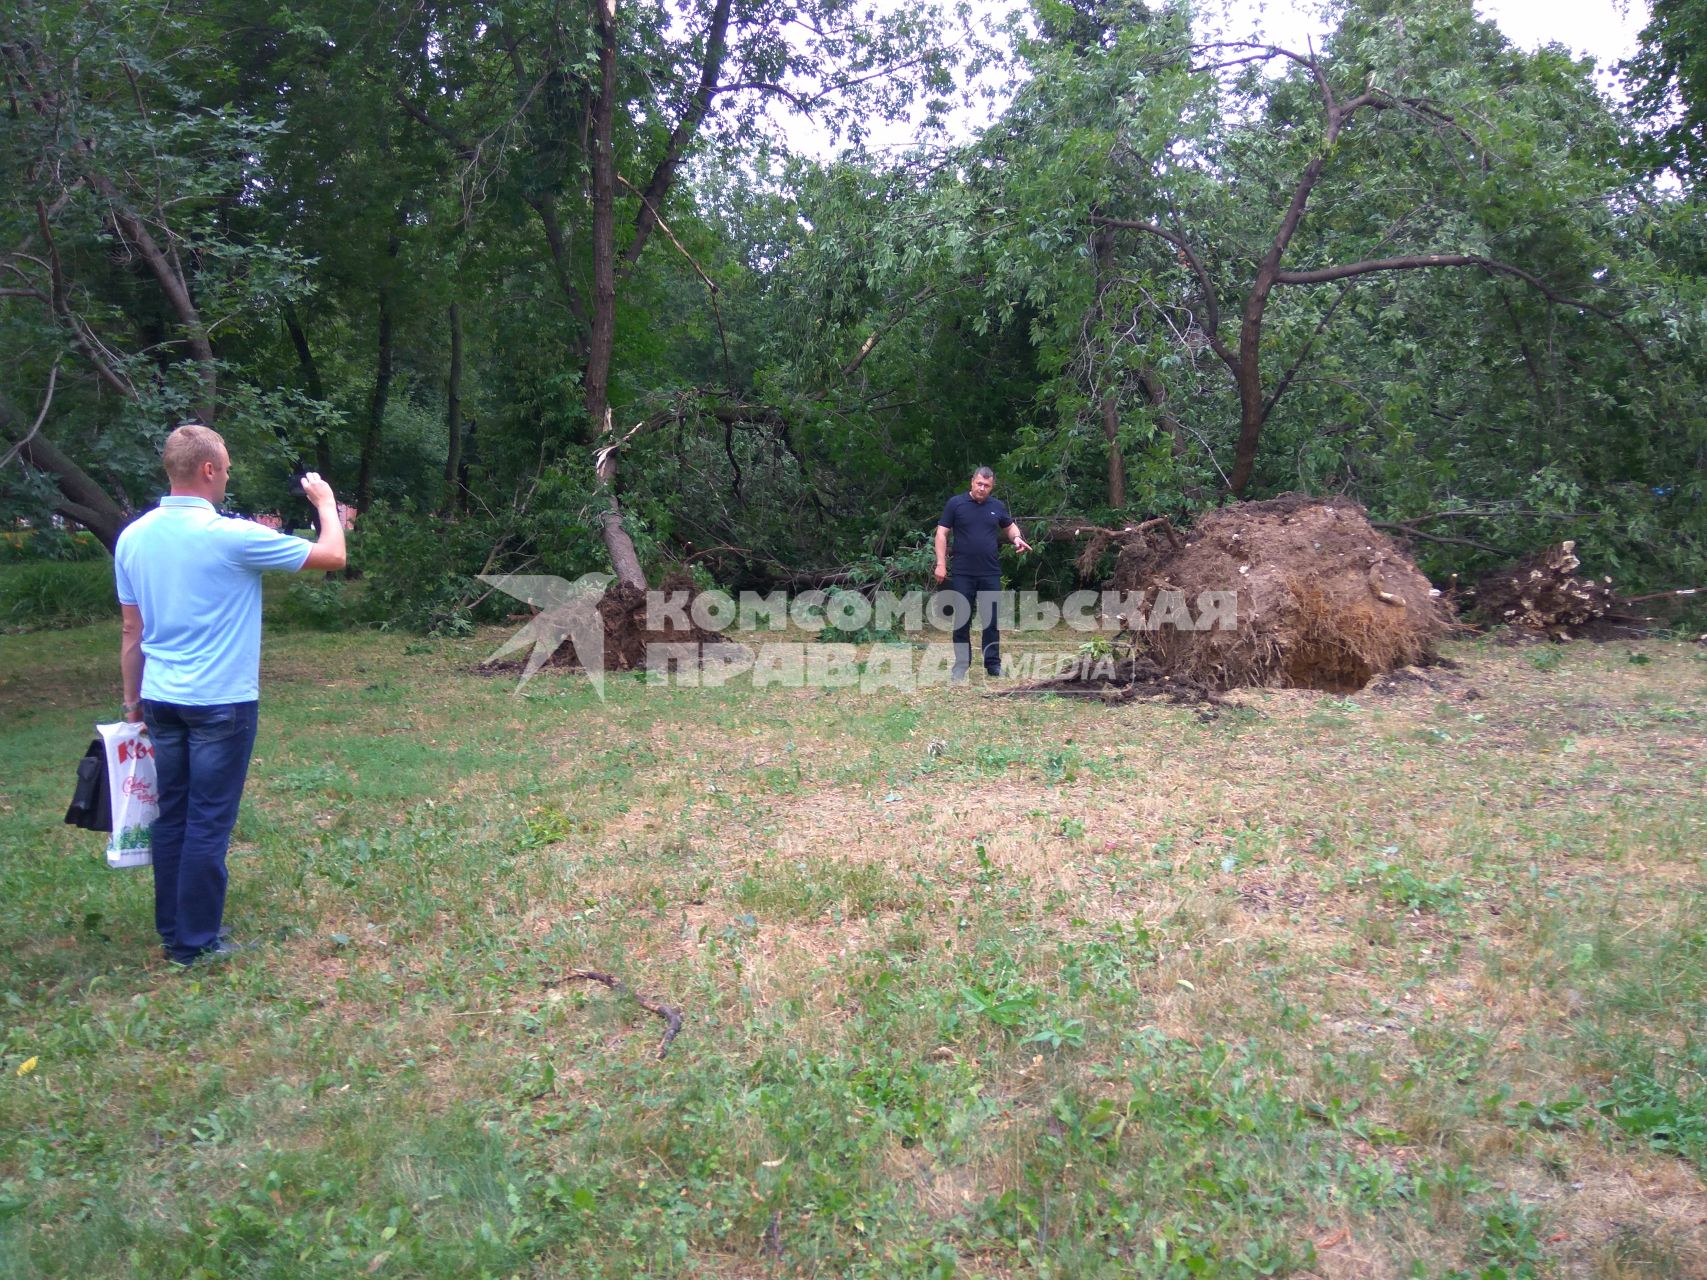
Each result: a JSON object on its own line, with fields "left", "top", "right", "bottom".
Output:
{"left": 550, "top": 572, "right": 721, "bottom": 671}
{"left": 1035, "top": 495, "right": 1453, "bottom": 696}
{"left": 475, "top": 571, "right": 725, "bottom": 678}
{"left": 1472, "top": 540, "right": 1648, "bottom": 640}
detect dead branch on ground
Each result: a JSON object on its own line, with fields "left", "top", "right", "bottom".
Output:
{"left": 549, "top": 968, "right": 683, "bottom": 1059}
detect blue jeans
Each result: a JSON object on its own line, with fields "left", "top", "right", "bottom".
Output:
{"left": 141, "top": 700, "right": 258, "bottom": 963}
{"left": 949, "top": 572, "right": 1004, "bottom": 674}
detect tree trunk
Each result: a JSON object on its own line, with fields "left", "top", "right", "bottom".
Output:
{"left": 458, "top": 416, "right": 475, "bottom": 496}
{"left": 595, "top": 412, "right": 648, "bottom": 589}
{"left": 1090, "top": 224, "right": 1127, "bottom": 510}
{"left": 442, "top": 301, "right": 464, "bottom": 515}
{"left": 355, "top": 238, "right": 399, "bottom": 514}
{"left": 1100, "top": 392, "right": 1127, "bottom": 511}
{"left": 0, "top": 394, "right": 130, "bottom": 550}
{"left": 1136, "top": 368, "right": 1186, "bottom": 459}
{"left": 585, "top": 0, "right": 647, "bottom": 589}
{"left": 1227, "top": 309, "right": 1269, "bottom": 497}
{"left": 81, "top": 169, "right": 217, "bottom": 420}
{"left": 283, "top": 304, "right": 334, "bottom": 478}
{"left": 528, "top": 192, "right": 593, "bottom": 351}
{"left": 1226, "top": 99, "right": 1351, "bottom": 495}
{"left": 585, "top": 1, "right": 618, "bottom": 446}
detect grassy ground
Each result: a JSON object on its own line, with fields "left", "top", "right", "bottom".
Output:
{"left": 1, "top": 603, "right": 1703, "bottom": 1278}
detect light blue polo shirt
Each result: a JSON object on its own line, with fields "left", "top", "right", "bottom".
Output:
{"left": 114, "top": 496, "right": 312, "bottom": 705}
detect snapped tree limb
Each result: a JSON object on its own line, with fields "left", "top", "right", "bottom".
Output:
{"left": 548, "top": 968, "right": 683, "bottom": 1059}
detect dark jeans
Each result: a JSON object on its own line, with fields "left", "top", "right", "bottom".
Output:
{"left": 949, "top": 571, "right": 1004, "bottom": 674}
{"left": 142, "top": 700, "right": 258, "bottom": 963}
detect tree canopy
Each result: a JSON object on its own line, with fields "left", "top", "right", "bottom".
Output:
{"left": 3, "top": 0, "right": 1702, "bottom": 612}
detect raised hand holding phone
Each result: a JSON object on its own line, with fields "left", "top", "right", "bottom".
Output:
{"left": 299, "top": 470, "right": 337, "bottom": 512}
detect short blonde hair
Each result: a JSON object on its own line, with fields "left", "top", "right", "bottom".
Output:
{"left": 161, "top": 423, "right": 226, "bottom": 484}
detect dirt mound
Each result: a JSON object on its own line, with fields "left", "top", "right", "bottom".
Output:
{"left": 1117, "top": 495, "right": 1450, "bottom": 692}
{"left": 1140, "top": 495, "right": 1449, "bottom": 691}
{"left": 1472, "top": 541, "right": 1647, "bottom": 640}
{"left": 547, "top": 572, "right": 721, "bottom": 671}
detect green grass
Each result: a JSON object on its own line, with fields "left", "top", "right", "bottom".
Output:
{"left": 2, "top": 615, "right": 1705, "bottom": 1277}
{"left": 0, "top": 560, "right": 116, "bottom": 632}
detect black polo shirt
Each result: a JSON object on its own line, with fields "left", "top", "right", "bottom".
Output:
{"left": 938, "top": 492, "right": 1012, "bottom": 576}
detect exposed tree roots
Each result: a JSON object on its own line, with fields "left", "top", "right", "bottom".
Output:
{"left": 1472, "top": 540, "right": 1650, "bottom": 639}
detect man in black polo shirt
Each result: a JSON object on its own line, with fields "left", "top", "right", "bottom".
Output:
{"left": 935, "top": 466, "right": 1031, "bottom": 680}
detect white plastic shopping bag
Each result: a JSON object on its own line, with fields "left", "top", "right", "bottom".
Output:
{"left": 96, "top": 721, "right": 156, "bottom": 868}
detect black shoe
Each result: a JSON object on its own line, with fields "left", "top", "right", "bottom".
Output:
{"left": 168, "top": 937, "right": 254, "bottom": 968}
{"left": 161, "top": 926, "right": 230, "bottom": 962}
{"left": 986, "top": 666, "right": 1003, "bottom": 678}
{"left": 199, "top": 938, "right": 255, "bottom": 961}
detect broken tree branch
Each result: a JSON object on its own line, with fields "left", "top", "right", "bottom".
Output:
{"left": 1369, "top": 522, "right": 1511, "bottom": 554}
{"left": 1620, "top": 586, "right": 1700, "bottom": 604}
{"left": 1274, "top": 252, "right": 1651, "bottom": 364}
{"left": 549, "top": 967, "right": 683, "bottom": 1059}
{"left": 622, "top": 0, "right": 733, "bottom": 274}
{"left": 0, "top": 360, "right": 58, "bottom": 471}
{"left": 1039, "top": 515, "right": 1182, "bottom": 547}
{"left": 1090, "top": 214, "right": 1235, "bottom": 372}
{"left": 617, "top": 172, "right": 732, "bottom": 382}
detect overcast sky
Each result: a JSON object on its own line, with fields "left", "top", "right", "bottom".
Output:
{"left": 1208, "top": 0, "right": 1645, "bottom": 58}
{"left": 813, "top": 0, "right": 1651, "bottom": 158}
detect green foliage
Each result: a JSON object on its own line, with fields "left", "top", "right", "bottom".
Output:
{"left": 1343, "top": 855, "right": 1464, "bottom": 914}
{"left": 1464, "top": 1193, "right": 1550, "bottom": 1275}
{"left": 1623, "top": 0, "right": 1707, "bottom": 179}
{"left": 3, "top": 0, "right": 1703, "bottom": 620}
{"left": 816, "top": 589, "right": 905, "bottom": 645}
{"left": 274, "top": 575, "right": 363, "bottom": 632}
{"left": 0, "top": 531, "right": 103, "bottom": 565}
{"left": 1595, "top": 1036, "right": 1707, "bottom": 1167}
{"left": 0, "top": 561, "right": 115, "bottom": 632}
{"left": 352, "top": 505, "right": 507, "bottom": 636}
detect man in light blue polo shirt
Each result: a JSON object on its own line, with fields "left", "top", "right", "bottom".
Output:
{"left": 114, "top": 424, "right": 346, "bottom": 967}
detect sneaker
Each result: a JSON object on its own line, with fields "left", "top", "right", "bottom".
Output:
{"left": 985, "top": 666, "right": 1004, "bottom": 678}
{"left": 950, "top": 667, "right": 969, "bottom": 684}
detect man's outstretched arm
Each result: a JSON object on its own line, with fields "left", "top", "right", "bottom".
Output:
{"left": 1006, "top": 521, "right": 1031, "bottom": 554}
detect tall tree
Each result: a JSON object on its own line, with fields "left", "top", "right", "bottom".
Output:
{"left": 384, "top": 0, "right": 958, "bottom": 585}
{"left": 1, "top": 2, "right": 309, "bottom": 544}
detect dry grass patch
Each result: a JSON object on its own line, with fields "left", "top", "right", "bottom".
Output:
{"left": 1496, "top": 1142, "right": 1707, "bottom": 1276}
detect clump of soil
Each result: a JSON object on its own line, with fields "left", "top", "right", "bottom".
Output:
{"left": 547, "top": 571, "right": 720, "bottom": 670}
{"left": 1366, "top": 660, "right": 1476, "bottom": 699}
{"left": 1472, "top": 541, "right": 1647, "bottom": 640}
{"left": 1049, "top": 495, "right": 1451, "bottom": 695}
